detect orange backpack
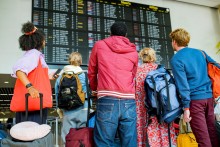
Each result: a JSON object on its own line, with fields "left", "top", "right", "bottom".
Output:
{"left": 202, "top": 51, "right": 220, "bottom": 99}
{"left": 207, "top": 62, "right": 220, "bottom": 99}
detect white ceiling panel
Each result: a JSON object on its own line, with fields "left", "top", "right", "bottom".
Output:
{"left": 175, "top": 0, "right": 220, "bottom": 8}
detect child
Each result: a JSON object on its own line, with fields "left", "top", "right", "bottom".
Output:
{"left": 55, "top": 52, "right": 87, "bottom": 144}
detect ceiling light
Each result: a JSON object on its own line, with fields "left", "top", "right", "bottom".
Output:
{"left": 4, "top": 81, "right": 9, "bottom": 84}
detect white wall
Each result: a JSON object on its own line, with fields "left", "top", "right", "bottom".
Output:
{"left": 0, "top": 0, "right": 32, "bottom": 74}
{"left": 0, "top": 0, "right": 220, "bottom": 74}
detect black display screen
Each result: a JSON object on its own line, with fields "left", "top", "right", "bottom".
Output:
{"left": 32, "top": 0, "right": 173, "bottom": 68}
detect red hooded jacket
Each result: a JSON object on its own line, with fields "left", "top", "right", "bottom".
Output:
{"left": 88, "top": 36, "right": 138, "bottom": 99}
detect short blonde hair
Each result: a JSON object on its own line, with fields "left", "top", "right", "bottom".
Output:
{"left": 139, "top": 48, "right": 156, "bottom": 63}
{"left": 68, "top": 52, "right": 82, "bottom": 66}
{"left": 169, "top": 28, "right": 190, "bottom": 47}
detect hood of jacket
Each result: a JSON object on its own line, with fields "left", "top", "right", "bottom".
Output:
{"left": 103, "top": 36, "right": 136, "bottom": 54}
{"left": 63, "top": 65, "right": 83, "bottom": 74}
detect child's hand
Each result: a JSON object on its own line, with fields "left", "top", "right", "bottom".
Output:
{"left": 49, "top": 72, "right": 58, "bottom": 80}
{"left": 49, "top": 69, "right": 62, "bottom": 80}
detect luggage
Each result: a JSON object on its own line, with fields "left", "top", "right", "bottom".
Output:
{"left": 46, "top": 116, "right": 59, "bottom": 147}
{"left": 0, "top": 130, "right": 7, "bottom": 147}
{"left": 88, "top": 111, "right": 95, "bottom": 128}
{"left": 177, "top": 133, "right": 198, "bottom": 147}
{"left": 1, "top": 133, "right": 53, "bottom": 147}
{"left": 145, "top": 65, "right": 182, "bottom": 147}
{"left": 0, "top": 130, "right": 7, "bottom": 141}
{"left": 201, "top": 51, "right": 220, "bottom": 99}
{"left": 144, "top": 65, "right": 182, "bottom": 124}
{"left": 66, "top": 127, "right": 94, "bottom": 147}
{"left": 1, "top": 93, "right": 54, "bottom": 147}
{"left": 65, "top": 72, "right": 95, "bottom": 147}
{"left": 177, "top": 119, "right": 198, "bottom": 147}
{"left": 58, "top": 72, "right": 85, "bottom": 110}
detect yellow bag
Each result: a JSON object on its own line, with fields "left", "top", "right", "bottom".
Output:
{"left": 177, "top": 115, "right": 198, "bottom": 147}
{"left": 177, "top": 133, "right": 198, "bottom": 147}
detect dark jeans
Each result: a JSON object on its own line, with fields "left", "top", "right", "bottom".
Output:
{"left": 190, "top": 98, "right": 219, "bottom": 147}
{"left": 94, "top": 96, "right": 137, "bottom": 147}
{"left": 15, "top": 108, "right": 48, "bottom": 124}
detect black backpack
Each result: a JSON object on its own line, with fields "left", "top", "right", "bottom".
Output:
{"left": 58, "top": 72, "right": 85, "bottom": 110}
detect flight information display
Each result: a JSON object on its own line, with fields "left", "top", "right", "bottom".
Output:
{"left": 32, "top": 0, "right": 173, "bottom": 68}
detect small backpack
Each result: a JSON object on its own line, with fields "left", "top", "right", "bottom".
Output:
{"left": 144, "top": 65, "right": 182, "bottom": 124}
{"left": 58, "top": 72, "right": 85, "bottom": 110}
{"left": 201, "top": 51, "right": 220, "bottom": 99}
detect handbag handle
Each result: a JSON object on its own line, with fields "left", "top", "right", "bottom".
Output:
{"left": 185, "top": 122, "right": 191, "bottom": 133}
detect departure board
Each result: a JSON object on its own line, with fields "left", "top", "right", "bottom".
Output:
{"left": 32, "top": 0, "right": 173, "bottom": 68}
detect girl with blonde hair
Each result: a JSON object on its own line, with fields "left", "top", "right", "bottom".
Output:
{"left": 135, "top": 48, "right": 176, "bottom": 147}
{"left": 55, "top": 52, "right": 87, "bottom": 144}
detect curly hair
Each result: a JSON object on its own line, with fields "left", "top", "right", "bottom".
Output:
{"left": 139, "top": 48, "right": 156, "bottom": 63}
{"left": 110, "top": 22, "right": 127, "bottom": 37}
{"left": 19, "top": 21, "right": 45, "bottom": 51}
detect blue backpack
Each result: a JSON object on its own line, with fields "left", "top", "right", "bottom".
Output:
{"left": 144, "top": 65, "right": 183, "bottom": 124}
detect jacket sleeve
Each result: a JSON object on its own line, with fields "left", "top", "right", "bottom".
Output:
{"left": 88, "top": 42, "right": 98, "bottom": 91}
{"left": 55, "top": 75, "right": 61, "bottom": 108}
{"left": 132, "top": 53, "right": 139, "bottom": 79}
{"left": 78, "top": 73, "right": 87, "bottom": 93}
{"left": 171, "top": 58, "right": 191, "bottom": 109}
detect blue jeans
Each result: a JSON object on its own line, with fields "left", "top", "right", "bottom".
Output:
{"left": 61, "top": 101, "right": 89, "bottom": 143}
{"left": 94, "top": 96, "right": 137, "bottom": 147}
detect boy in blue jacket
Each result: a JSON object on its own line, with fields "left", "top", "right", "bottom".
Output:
{"left": 55, "top": 52, "right": 87, "bottom": 144}
{"left": 170, "top": 28, "right": 219, "bottom": 147}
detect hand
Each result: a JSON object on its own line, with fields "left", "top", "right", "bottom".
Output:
{"left": 91, "top": 91, "right": 97, "bottom": 96}
{"left": 49, "top": 72, "right": 58, "bottom": 80}
{"left": 57, "top": 108, "right": 63, "bottom": 119}
{"left": 27, "top": 87, "right": 40, "bottom": 98}
{"left": 183, "top": 109, "right": 192, "bottom": 122}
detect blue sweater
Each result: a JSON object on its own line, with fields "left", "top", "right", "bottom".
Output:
{"left": 171, "top": 47, "right": 218, "bottom": 108}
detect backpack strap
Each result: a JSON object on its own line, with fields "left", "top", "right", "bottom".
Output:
{"left": 150, "top": 76, "right": 161, "bottom": 121}
{"left": 58, "top": 73, "right": 65, "bottom": 95}
{"left": 164, "top": 74, "right": 171, "bottom": 111}
{"left": 59, "top": 72, "right": 81, "bottom": 84}
{"left": 167, "top": 123, "right": 172, "bottom": 147}
{"left": 164, "top": 73, "right": 173, "bottom": 147}
{"left": 151, "top": 76, "right": 158, "bottom": 113}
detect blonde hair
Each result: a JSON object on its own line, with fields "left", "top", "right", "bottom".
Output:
{"left": 169, "top": 28, "right": 190, "bottom": 47}
{"left": 68, "top": 52, "right": 82, "bottom": 66}
{"left": 139, "top": 48, "right": 156, "bottom": 63}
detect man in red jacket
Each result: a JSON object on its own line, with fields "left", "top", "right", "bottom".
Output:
{"left": 88, "top": 22, "right": 138, "bottom": 147}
